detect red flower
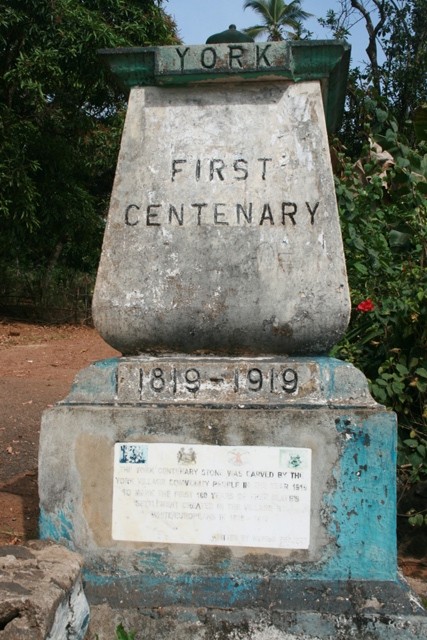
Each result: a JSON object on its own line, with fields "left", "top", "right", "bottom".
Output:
{"left": 356, "top": 299, "right": 375, "bottom": 312}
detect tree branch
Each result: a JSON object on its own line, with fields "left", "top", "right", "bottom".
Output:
{"left": 350, "top": 0, "right": 387, "bottom": 91}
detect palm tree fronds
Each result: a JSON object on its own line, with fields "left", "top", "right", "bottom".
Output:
{"left": 243, "top": 0, "right": 312, "bottom": 41}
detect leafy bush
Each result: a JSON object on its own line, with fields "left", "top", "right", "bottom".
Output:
{"left": 331, "top": 97, "right": 427, "bottom": 510}
{"left": 0, "top": 263, "right": 95, "bottom": 323}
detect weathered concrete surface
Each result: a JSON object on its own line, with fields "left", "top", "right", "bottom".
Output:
{"left": 39, "top": 357, "right": 397, "bottom": 588}
{"left": 92, "top": 81, "right": 350, "bottom": 356}
{"left": 65, "top": 355, "right": 377, "bottom": 408}
{"left": 0, "top": 540, "right": 89, "bottom": 639}
{"left": 100, "top": 41, "right": 351, "bottom": 133}
{"left": 86, "top": 581, "right": 427, "bottom": 639}
{"left": 37, "top": 357, "right": 427, "bottom": 638}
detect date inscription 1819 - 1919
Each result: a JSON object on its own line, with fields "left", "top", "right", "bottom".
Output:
{"left": 117, "top": 362, "right": 303, "bottom": 403}
{"left": 141, "top": 366, "right": 297, "bottom": 394}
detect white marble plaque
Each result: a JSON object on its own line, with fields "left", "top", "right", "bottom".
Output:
{"left": 112, "top": 443, "right": 311, "bottom": 549}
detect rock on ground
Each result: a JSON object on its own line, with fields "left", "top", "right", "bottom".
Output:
{"left": 0, "top": 540, "right": 89, "bottom": 639}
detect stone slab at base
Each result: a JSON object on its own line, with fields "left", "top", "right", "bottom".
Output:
{"left": 0, "top": 541, "right": 89, "bottom": 640}
{"left": 86, "top": 580, "right": 427, "bottom": 640}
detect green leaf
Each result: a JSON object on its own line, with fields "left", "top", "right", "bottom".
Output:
{"left": 408, "top": 452, "right": 424, "bottom": 467}
{"left": 376, "top": 109, "right": 388, "bottom": 123}
{"left": 371, "top": 386, "right": 387, "bottom": 403}
{"left": 395, "top": 363, "right": 409, "bottom": 375}
{"left": 385, "top": 128, "right": 397, "bottom": 143}
{"left": 391, "top": 381, "right": 405, "bottom": 394}
{"left": 354, "top": 262, "right": 368, "bottom": 275}
{"left": 395, "top": 157, "right": 411, "bottom": 169}
{"left": 416, "top": 368, "right": 427, "bottom": 378}
{"left": 409, "top": 513, "right": 424, "bottom": 527}
{"left": 375, "top": 379, "right": 388, "bottom": 387}
{"left": 417, "top": 444, "right": 426, "bottom": 457}
{"left": 116, "top": 624, "right": 135, "bottom": 640}
{"left": 403, "top": 439, "right": 419, "bottom": 448}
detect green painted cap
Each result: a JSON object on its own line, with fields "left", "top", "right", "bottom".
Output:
{"left": 206, "top": 24, "right": 254, "bottom": 44}
{"left": 99, "top": 40, "right": 351, "bottom": 132}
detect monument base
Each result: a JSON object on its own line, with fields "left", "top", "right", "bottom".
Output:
{"left": 85, "top": 580, "right": 427, "bottom": 640}
{"left": 38, "top": 356, "right": 427, "bottom": 638}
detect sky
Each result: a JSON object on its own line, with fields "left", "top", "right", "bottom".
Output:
{"left": 165, "top": 0, "right": 371, "bottom": 69}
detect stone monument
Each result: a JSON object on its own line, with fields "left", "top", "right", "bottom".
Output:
{"left": 39, "top": 33, "right": 427, "bottom": 639}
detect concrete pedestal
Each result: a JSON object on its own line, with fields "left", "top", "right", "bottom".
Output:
{"left": 38, "top": 356, "right": 427, "bottom": 638}
{"left": 36, "top": 40, "right": 427, "bottom": 638}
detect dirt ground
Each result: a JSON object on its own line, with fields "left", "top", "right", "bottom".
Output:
{"left": 0, "top": 319, "right": 118, "bottom": 543}
{"left": 0, "top": 318, "right": 426, "bottom": 602}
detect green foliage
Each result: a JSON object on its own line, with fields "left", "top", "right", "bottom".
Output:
{"left": 0, "top": 0, "right": 177, "bottom": 277}
{"left": 318, "top": 9, "right": 350, "bottom": 40}
{"left": 326, "top": 8, "right": 427, "bottom": 517}
{"left": 381, "top": 0, "right": 427, "bottom": 126}
{"left": 320, "top": 1, "right": 427, "bottom": 139}
{"left": 115, "top": 623, "right": 136, "bottom": 640}
{"left": 414, "top": 104, "right": 427, "bottom": 143}
{"left": 0, "top": 263, "right": 94, "bottom": 322}
{"left": 331, "top": 96, "right": 427, "bottom": 510}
